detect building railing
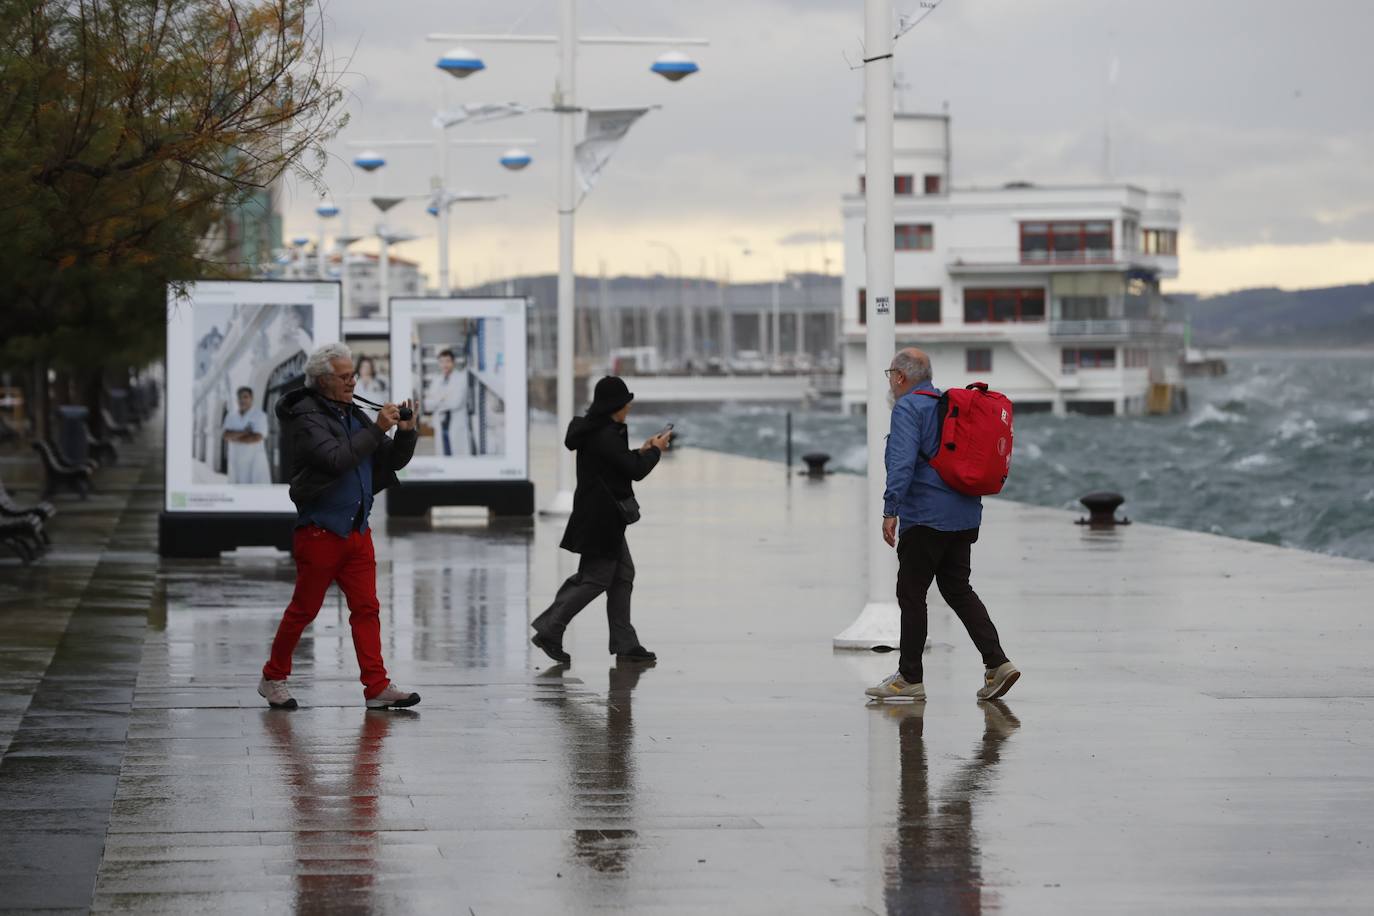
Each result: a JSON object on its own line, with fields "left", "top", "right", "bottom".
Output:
{"left": 1050, "top": 319, "right": 1187, "bottom": 338}
{"left": 946, "top": 247, "right": 1178, "bottom": 268}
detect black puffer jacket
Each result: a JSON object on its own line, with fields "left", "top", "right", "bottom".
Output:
{"left": 559, "top": 414, "right": 661, "bottom": 557}
{"left": 274, "top": 388, "right": 418, "bottom": 507}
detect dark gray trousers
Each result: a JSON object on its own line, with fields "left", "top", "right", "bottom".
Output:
{"left": 532, "top": 539, "right": 640, "bottom": 654}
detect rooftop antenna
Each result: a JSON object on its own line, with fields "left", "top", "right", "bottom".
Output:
{"left": 894, "top": 69, "right": 912, "bottom": 113}
{"left": 1103, "top": 45, "right": 1119, "bottom": 181}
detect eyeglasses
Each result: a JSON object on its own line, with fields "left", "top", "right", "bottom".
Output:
{"left": 883, "top": 368, "right": 903, "bottom": 378}
{"left": 333, "top": 371, "right": 357, "bottom": 383}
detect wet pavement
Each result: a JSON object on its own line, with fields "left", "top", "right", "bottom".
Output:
{"left": 3, "top": 421, "right": 1374, "bottom": 913}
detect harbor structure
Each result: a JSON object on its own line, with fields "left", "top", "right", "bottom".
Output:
{"left": 841, "top": 112, "right": 1187, "bottom": 416}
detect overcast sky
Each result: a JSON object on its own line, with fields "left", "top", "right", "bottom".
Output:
{"left": 285, "top": 0, "right": 1374, "bottom": 294}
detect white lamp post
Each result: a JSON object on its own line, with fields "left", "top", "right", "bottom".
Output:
{"left": 315, "top": 200, "right": 339, "bottom": 279}
{"left": 428, "top": 12, "right": 707, "bottom": 516}
{"left": 834, "top": 0, "right": 899, "bottom": 649}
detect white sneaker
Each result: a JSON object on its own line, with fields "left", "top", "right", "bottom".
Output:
{"left": 258, "top": 677, "right": 297, "bottom": 710}
{"left": 865, "top": 672, "right": 927, "bottom": 701}
{"left": 977, "top": 662, "right": 1021, "bottom": 700}
{"left": 365, "top": 682, "right": 421, "bottom": 709}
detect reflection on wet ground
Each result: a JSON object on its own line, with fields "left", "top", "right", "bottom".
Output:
{"left": 3, "top": 423, "right": 1374, "bottom": 912}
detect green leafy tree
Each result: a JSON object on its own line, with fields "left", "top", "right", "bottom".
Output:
{"left": 0, "top": 0, "right": 346, "bottom": 434}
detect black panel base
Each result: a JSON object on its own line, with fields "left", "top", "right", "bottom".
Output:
{"left": 158, "top": 511, "right": 296, "bottom": 558}
{"left": 386, "top": 480, "right": 535, "bottom": 517}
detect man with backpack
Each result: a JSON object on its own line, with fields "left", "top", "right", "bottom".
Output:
{"left": 865, "top": 347, "right": 1020, "bottom": 703}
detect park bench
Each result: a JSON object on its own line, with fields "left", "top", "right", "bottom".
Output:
{"left": 31, "top": 441, "right": 92, "bottom": 499}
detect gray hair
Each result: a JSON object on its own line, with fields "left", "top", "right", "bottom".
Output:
{"left": 303, "top": 342, "right": 353, "bottom": 388}
{"left": 892, "top": 349, "right": 932, "bottom": 384}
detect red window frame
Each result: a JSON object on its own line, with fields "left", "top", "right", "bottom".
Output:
{"left": 895, "top": 223, "right": 934, "bottom": 251}
{"left": 963, "top": 288, "right": 1046, "bottom": 323}
{"left": 859, "top": 288, "right": 942, "bottom": 325}
{"left": 894, "top": 175, "right": 915, "bottom": 195}
{"left": 924, "top": 174, "right": 942, "bottom": 194}
{"left": 966, "top": 348, "right": 992, "bottom": 372}
{"left": 1019, "top": 221, "right": 1115, "bottom": 264}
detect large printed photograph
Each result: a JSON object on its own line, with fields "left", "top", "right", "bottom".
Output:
{"left": 165, "top": 281, "right": 341, "bottom": 513}
{"left": 389, "top": 298, "right": 528, "bottom": 481}
{"left": 191, "top": 303, "right": 314, "bottom": 485}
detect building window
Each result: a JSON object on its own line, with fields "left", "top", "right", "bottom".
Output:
{"left": 1020, "top": 221, "right": 1115, "bottom": 263}
{"left": 895, "top": 175, "right": 914, "bottom": 195}
{"left": 1125, "top": 348, "right": 1150, "bottom": 368}
{"left": 1062, "top": 347, "right": 1117, "bottom": 370}
{"left": 964, "top": 288, "right": 1046, "bottom": 323}
{"left": 966, "top": 348, "right": 992, "bottom": 372}
{"left": 859, "top": 288, "right": 942, "bottom": 324}
{"left": 924, "top": 174, "right": 942, "bottom": 194}
{"left": 1143, "top": 229, "right": 1178, "bottom": 255}
{"left": 1059, "top": 296, "right": 1109, "bottom": 320}
{"left": 895, "top": 223, "right": 934, "bottom": 251}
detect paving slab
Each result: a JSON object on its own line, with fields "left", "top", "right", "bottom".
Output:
{"left": 2, "top": 421, "right": 1373, "bottom": 913}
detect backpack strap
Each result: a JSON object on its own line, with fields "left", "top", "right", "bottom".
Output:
{"left": 910, "top": 389, "right": 945, "bottom": 462}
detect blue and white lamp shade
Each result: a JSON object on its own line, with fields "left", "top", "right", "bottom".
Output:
{"left": 426, "top": 203, "right": 441, "bottom": 217}
{"left": 499, "top": 148, "right": 532, "bottom": 171}
{"left": 315, "top": 201, "right": 339, "bottom": 218}
{"left": 353, "top": 151, "right": 386, "bottom": 172}
{"left": 291, "top": 236, "right": 311, "bottom": 247}
{"left": 437, "top": 47, "right": 485, "bottom": 78}
{"left": 650, "top": 51, "right": 699, "bottom": 82}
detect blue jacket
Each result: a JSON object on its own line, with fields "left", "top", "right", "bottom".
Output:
{"left": 883, "top": 383, "right": 982, "bottom": 534}
{"left": 275, "top": 389, "right": 418, "bottom": 537}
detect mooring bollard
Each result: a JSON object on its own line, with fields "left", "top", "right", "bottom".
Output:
{"left": 1076, "top": 491, "right": 1130, "bottom": 528}
{"left": 800, "top": 452, "right": 831, "bottom": 479}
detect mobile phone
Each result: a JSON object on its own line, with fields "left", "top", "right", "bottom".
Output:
{"left": 657, "top": 423, "right": 674, "bottom": 437}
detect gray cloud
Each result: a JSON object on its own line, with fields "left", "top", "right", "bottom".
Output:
{"left": 287, "top": 0, "right": 1374, "bottom": 282}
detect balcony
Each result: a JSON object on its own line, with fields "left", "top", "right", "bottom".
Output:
{"left": 1050, "top": 319, "right": 1187, "bottom": 339}
{"left": 946, "top": 247, "right": 1148, "bottom": 274}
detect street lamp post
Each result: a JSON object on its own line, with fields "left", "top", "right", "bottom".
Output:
{"left": 428, "top": 14, "right": 707, "bottom": 516}
{"left": 834, "top": 0, "right": 899, "bottom": 649}
{"left": 315, "top": 200, "right": 339, "bottom": 279}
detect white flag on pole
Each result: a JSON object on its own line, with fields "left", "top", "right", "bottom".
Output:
{"left": 574, "top": 108, "right": 651, "bottom": 198}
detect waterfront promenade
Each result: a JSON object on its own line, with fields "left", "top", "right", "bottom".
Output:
{"left": 2, "top": 418, "right": 1373, "bottom": 913}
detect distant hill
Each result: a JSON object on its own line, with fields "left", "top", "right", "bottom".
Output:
{"left": 1176, "top": 283, "right": 1374, "bottom": 347}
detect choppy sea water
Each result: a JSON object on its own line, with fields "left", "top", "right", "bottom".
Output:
{"left": 629, "top": 352, "right": 1374, "bottom": 563}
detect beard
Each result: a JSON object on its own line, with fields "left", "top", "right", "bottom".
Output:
{"left": 886, "top": 389, "right": 896, "bottom": 410}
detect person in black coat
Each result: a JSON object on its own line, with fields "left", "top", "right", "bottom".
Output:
{"left": 531, "top": 376, "right": 672, "bottom": 665}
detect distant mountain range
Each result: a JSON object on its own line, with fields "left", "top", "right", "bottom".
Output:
{"left": 1174, "top": 283, "right": 1374, "bottom": 347}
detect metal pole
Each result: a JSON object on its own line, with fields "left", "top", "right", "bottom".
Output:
{"left": 835, "top": 0, "right": 898, "bottom": 648}
{"left": 771, "top": 278, "right": 781, "bottom": 365}
{"left": 316, "top": 216, "right": 327, "bottom": 279}
{"left": 546, "top": 0, "right": 577, "bottom": 515}
{"left": 438, "top": 120, "right": 452, "bottom": 297}
{"left": 785, "top": 410, "right": 793, "bottom": 471}
{"left": 379, "top": 238, "right": 390, "bottom": 318}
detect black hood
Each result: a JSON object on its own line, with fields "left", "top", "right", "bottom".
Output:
{"left": 275, "top": 386, "right": 331, "bottom": 422}
{"left": 565, "top": 413, "right": 616, "bottom": 451}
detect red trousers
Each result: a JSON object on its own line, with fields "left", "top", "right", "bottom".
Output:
{"left": 263, "top": 526, "right": 389, "bottom": 699}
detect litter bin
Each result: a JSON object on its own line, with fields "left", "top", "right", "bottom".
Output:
{"left": 107, "top": 389, "right": 130, "bottom": 425}
{"left": 56, "top": 405, "right": 90, "bottom": 466}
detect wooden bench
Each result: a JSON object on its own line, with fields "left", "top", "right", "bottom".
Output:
{"left": 100, "top": 407, "right": 135, "bottom": 442}
{"left": 0, "top": 516, "right": 46, "bottom": 563}
{"left": 31, "top": 441, "right": 92, "bottom": 499}
{"left": 86, "top": 426, "right": 119, "bottom": 466}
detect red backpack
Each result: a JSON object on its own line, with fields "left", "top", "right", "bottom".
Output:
{"left": 914, "top": 382, "right": 1014, "bottom": 496}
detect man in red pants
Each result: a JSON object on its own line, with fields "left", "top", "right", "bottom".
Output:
{"left": 258, "top": 342, "right": 421, "bottom": 710}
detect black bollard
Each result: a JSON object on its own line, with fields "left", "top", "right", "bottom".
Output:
{"left": 1077, "top": 491, "right": 1130, "bottom": 528}
{"left": 800, "top": 452, "right": 831, "bottom": 479}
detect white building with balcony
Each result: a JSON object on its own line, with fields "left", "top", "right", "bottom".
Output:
{"left": 842, "top": 112, "right": 1186, "bottom": 416}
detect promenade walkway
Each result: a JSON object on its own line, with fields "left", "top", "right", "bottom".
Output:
{"left": 2, "top": 418, "right": 1372, "bottom": 913}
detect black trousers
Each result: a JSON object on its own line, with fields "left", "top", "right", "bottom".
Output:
{"left": 896, "top": 526, "right": 1008, "bottom": 684}
{"left": 532, "top": 538, "right": 641, "bottom": 654}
